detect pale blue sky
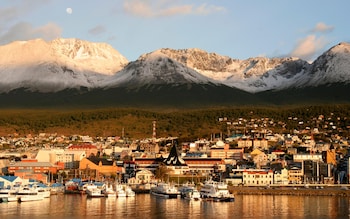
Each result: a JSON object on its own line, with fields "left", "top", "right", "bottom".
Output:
{"left": 0, "top": 0, "right": 349, "bottom": 62}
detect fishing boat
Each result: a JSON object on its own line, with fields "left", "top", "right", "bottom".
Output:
{"left": 64, "top": 179, "right": 80, "bottom": 194}
{"left": 200, "top": 180, "right": 234, "bottom": 202}
{"left": 150, "top": 182, "right": 180, "bottom": 199}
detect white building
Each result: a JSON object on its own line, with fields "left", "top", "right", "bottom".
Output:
{"left": 35, "top": 149, "right": 86, "bottom": 169}
{"left": 0, "top": 176, "right": 28, "bottom": 188}
{"left": 273, "top": 168, "right": 289, "bottom": 185}
{"left": 35, "top": 149, "right": 65, "bottom": 162}
{"left": 56, "top": 150, "right": 86, "bottom": 169}
{"left": 242, "top": 169, "right": 274, "bottom": 186}
{"left": 127, "top": 170, "right": 155, "bottom": 184}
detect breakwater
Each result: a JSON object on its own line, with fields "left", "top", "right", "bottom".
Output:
{"left": 229, "top": 186, "right": 350, "bottom": 196}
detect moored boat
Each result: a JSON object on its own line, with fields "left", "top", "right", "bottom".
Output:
{"left": 33, "top": 183, "right": 51, "bottom": 198}
{"left": 64, "top": 179, "right": 81, "bottom": 194}
{"left": 125, "top": 185, "right": 135, "bottom": 197}
{"left": 116, "top": 184, "right": 126, "bottom": 197}
{"left": 150, "top": 183, "right": 180, "bottom": 199}
{"left": 85, "top": 183, "right": 105, "bottom": 198}
{"left": 200, "top": 180, "right": 234, "bottom": 202}
{"left": 179, "top": 185, "right": 201, "bottom": 201}
{"left": 104, "top": 184, "right": 116, "bottom": 198}
{"left": 50, "top": 183, "right": 64, "bottom": 195}
{"left": 0, "top": 185, "right": 19, "bottom": 202}
{"left": 17, "top": 185, "right": 44, "bottom": 202}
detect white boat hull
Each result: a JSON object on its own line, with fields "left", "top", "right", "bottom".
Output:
{"left": 150, "top": 190, "right": 180, "bottom": 199}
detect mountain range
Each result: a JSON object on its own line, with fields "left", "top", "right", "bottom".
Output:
{"left": 0, "top": 38, "right": 349, "bottom": 108}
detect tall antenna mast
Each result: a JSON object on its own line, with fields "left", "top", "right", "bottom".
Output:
{"left": 152, "top": 120, "right": 157, "bottom": 139}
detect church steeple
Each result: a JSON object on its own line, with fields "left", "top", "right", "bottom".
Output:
{"left": 163, "top": 144, "right": 186, "bottom": 166}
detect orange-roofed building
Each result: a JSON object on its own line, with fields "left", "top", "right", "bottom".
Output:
{"left": 67, "top": 144, "right": 98, "bottom": 157}
{"left": 7, "top": 159, "right": 64, "bottom": 183}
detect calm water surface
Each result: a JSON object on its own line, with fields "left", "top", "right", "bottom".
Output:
{"left": 1, "top": 194, "right": 349, "bottom": 219}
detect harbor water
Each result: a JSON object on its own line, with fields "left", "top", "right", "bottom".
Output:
{"left": 1, "top": 193, "right": 350, "bottom": 218}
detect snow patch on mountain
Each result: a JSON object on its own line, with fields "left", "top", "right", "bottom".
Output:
{"left": 157, "top": 48, "right": 309, "bottom": 93}
{"left": 0, "top": 39, "right": 349, "bottom": 94}
{"left": 102, "top": 50, "right": 217, "bottom": 88}
{"left": 305, "top": 42, "right": 350, "bottom": 86}
{"left": 51, "top": 38, "right": 128, "bottom": 75}
{"left": 0, "top": 38, "right": 128, "bottom": 92}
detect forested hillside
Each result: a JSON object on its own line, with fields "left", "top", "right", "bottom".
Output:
{"left": 0, "top": 105, "right": 349, "bottom": 141}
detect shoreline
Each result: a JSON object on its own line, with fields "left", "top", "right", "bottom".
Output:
{"left": 229, "top": 186, "right": 350, "bottom": 196}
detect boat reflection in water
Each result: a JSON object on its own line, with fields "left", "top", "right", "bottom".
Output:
{"left": 2, "top": 193, "right": 350, "bottom": 218}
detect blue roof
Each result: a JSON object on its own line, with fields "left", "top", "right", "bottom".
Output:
{"left": 36, "top": 183, "right": 49, "bottom": 188}
{"left": 71, "top": 178, "right": 82, "bottom": 183}
{"left": 94, "top": 182, "right": 105, "bottom": 187}
{"left": 51, "top": 183, "right": 63, "bottom": 188}
{"left": 0, "top": 176, "right": 18, "bottom": 182}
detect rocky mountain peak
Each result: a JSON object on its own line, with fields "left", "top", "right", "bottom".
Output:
{"left": 307, "top": 42, "right": 350, "bottom": 85}
{"left": 102, "top": 49, "right": 217, "bottom": 88}
{"left": 157, "top": 48, "right": 234, "bottom": 72}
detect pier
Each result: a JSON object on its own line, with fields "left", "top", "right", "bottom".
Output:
{"left": 229, "top": 184, "right": 350, "bottom": 196}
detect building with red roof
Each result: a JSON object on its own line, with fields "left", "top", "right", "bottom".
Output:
{"left": 67, "top": 143, "right": 98, "bottom": 157}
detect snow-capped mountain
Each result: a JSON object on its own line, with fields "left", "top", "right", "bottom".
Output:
{"left": 305, "top": 42, "right": 350, "bottom": 86}
{"left": 0, "top": 38, "right": 349, "bottom": 107}
{"left": 0, "top": 38, "right": 128, "bottom": 92}
{"left": 102, "top": 50, "right": 218, "bottom": 88}
{"left": 157, "top": 48, "right": 310, "bottom": 93}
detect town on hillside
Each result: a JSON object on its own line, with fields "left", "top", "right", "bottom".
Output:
{"left": 0, "top": 111, "right": 349, "bottom": 190}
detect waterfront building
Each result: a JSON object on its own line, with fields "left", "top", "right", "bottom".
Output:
{"left": 7, "top": 159, "right": 63, "bottom": 183}
{"left": 127, "top": 169, "right": 155, "bottom": 184}
{"left": 7, "top": 159, "right": 63, "bottom": 175}
{"left": 242, "top": 169, "right": 274, "bottom": 186}
{"left": 133, "top": 154, "right": 225, "bottom": 177}
{"left": 78, "top": 157, "right": 122, "bottom": 181}
{"left": 273, "top": 168, "right": 289, "bottom": 185}
{"left": 0, "top": 176, "right": 26, "bottom": 188}
{"left": 288, "top": 166, "right": 303, "bottom": 184}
